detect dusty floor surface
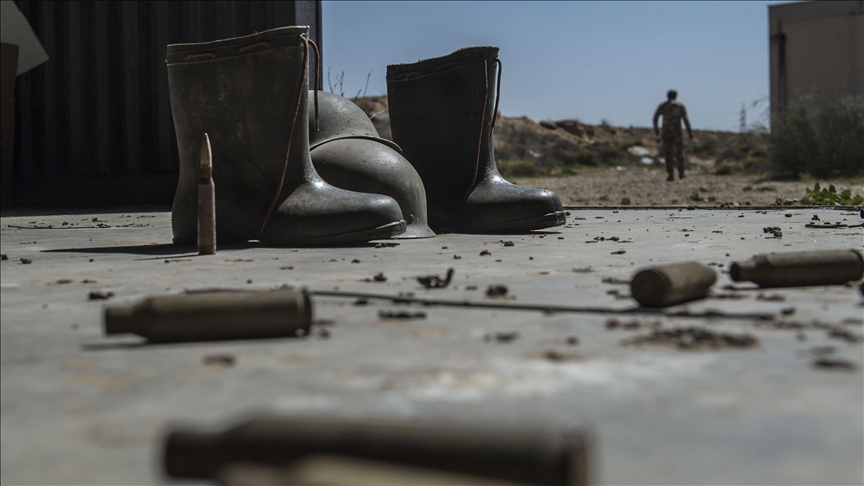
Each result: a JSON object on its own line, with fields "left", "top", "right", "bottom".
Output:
{"left": 513, "top": 165, "right": 864, "bottom": 206}
{"left": 1, "top": 207, "right": 862, "bottom": 485}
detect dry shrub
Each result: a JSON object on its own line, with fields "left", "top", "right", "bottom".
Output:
{"left": 770, "top": 95, "right": 864, "bottom": 179}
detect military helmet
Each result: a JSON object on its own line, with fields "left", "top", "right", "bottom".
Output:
{"left": 308, "top": 91, "right": 435, "bottom": 238}
{"left": 308, "top": 90, "right": 401, "bottom": 151}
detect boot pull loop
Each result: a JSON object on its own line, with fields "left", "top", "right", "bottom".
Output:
{"left": 238, "top": 41, "right": 270, "bottom": 53}
{"left": 308, "top": 39, "right": 321, "bottom": 131}
{"left": 185, "top": 52, "right": 215, "bottom": 61}
{"left": 461, "top": 54, "right": 489, "bottom": 206}
{"left": 261, "top": 35, "right": 310, "bottom": 235}
{"left": 491, "top": 58, "right": 502, "bottom": 131}
{"left": 433, "top": 61, "right": 457, "bottom": 71}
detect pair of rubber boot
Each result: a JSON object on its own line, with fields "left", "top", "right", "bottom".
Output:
{"left": 168, "top": 27, "right": 563, "bottom": 246}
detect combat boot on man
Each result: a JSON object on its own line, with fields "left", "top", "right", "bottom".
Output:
{"left": 168, "top": 27, "right": 405, "bottom": 246}
{"left": 387, "top": 47, "right": 565, "bottom": 233}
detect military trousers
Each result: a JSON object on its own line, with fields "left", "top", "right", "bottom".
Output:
{"left": 661, "top": 132, "right": 685, "bottom": 178}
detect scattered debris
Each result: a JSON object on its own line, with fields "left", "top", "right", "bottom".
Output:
{"left": 20, "top": 258, "right": 32, "bottom": 264}
{"left": 606, "top": 318, "right": 662, "bottom": 330}
{"left": 353, "top": 298, "right": 369, "bottom": 306}
{"left": 351, "top": 259, "right": 361, "bottom": 264}
{"left": 565, "top": 336, "right": 580, "bottom": 345}
{"left": 226, "top": 258, "right": 254, "bottom": 262}
{"left": 780, "top": 307, "right": 796, "bottom": 315}
{"left": 203, "top": 354, "right": 236, "bottom": 367}
{"left": 711, "top": 292, "right": 746, "bottom": 300}
{"left": 610, "top": 250, "right": 626, "bottom": 255}
{"left": 81, "top": 279, "right": 97, "bottom": 284}
{"left": 280, "top": 266, "right": 294, "bottom": 270}
{"left": 0, "top": 254, "right": 7, "bottom": 261}
{"left": 827, "top": 328, "right": 862, "bottom": 343}
{"left": 54, "top": 279, "right": 73, "bottom": 285}
{"left": 484, "top": 331, "right": 520, "bottom": 343}
{"left": 801, "top": 345, "right": 836, "bottom": 357}
{"left": 811, "top": 215, "right": 820, "bottom": 221}
{"left": 763, "top": 226, "right": 782, "bottom": 238}
{"left": 572, "top": 267, "right": 593, "bottom": 273}
{"left": 362, "top": 272, "right": 387, "bottom": 283}
{"left": 602, "top": 277, "right": 630, "bottom": 285}
{"left": 164, "top": 259, "right": 192, "bottom": 263}
{"left": 604, "top": 289, "right": 632, "bottom": 300}
{"left": 756, "top": 293, "right": 786, "bottom": 302}
{"left": 315, "top": 328, "right": 331, "bottom": 339}
{"left": 374, "top": 242, "right": 397, "bottom": 248}
{"left": 479, "top": 250, "right": 491, "bottom": 256}
{"left": 622, "top": 327, "right": 759, "bottom": 350}
{"left": 453, "top": 255, "right": 462, "bottom": 260}
{"left": 812, "top": 358, "right": 857, "bottom": 371}
{"left": 88, "top": 290, "right": 115, "bottom": 301}
{"left": 378, "top": 310, "right": 426, "bottom": 320}
{"left": 417, "top": 268, "right": 455, "bottom": 289}
{"left": 485, "top": 285, "right": 509, "bottom": 297}
{"left": 465, "top": 285, "right": 478, "bottom": 291}
{"left": 541, "top": 349, "right": 581, "bottom": 362}
{"left": 500, "top": 240, "right": 515, "bottom": 247}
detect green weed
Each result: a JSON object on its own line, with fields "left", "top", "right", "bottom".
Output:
{"left": 774, "top": 183, "right": 864, "bottom": 206}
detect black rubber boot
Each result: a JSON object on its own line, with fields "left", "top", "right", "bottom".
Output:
{"left": 308, "top": 91, "right": 435, "bottom": 239}
{"left": 167, "top": 27, "right": 405, "bottom": 246}
{"left": 387, "top": 47, "right": 565, "bottom": 233}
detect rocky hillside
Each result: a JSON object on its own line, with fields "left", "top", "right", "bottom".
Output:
{"left": 351, "top": 96, "right": 769, "bottom": 178}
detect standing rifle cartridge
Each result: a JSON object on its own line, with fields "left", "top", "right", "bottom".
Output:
{"left": 162, "top": 417, "right": 593, "bottom": 486}
{"left": 104, "top": 289, "right": 311, "bottom": 343}
{"left": 630, "top": 262, "right": 716, "bottom": 308}
{"left": 730, "top": 249, "right": 864, "bottom": 288}
{"left": 198, "top": 133, "right": 216, "bottom": 255}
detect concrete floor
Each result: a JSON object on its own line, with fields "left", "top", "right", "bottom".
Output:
{"left": 1, "top": 206, "right": 862, "bottom": 485}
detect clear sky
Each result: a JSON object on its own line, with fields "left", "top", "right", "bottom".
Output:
{"left": 322, "top": 1, "right": 793, "bottom": 131}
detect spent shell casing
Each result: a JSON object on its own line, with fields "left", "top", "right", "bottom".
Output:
{"left": 730, "top": 249, "right": 864, "bottom": 288}
{"left": 198, "top": 133, "right": 216, "bottom": 255}
{"left": 630, "top": 262, "right": 716, "bottom": 308}
{"left": 104, "top": 289, "right": 311, "bottom": 343}
{"left": 163, "top": 417, "right": 593, "bottom": 486}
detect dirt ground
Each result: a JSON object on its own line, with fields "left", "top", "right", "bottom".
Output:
{"left": 511, "top": 164, "right": 864, "bottom": 206}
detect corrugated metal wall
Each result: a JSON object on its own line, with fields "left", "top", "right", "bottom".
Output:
{"left": 9, "top": 0, "right": 322, "bottom": 208}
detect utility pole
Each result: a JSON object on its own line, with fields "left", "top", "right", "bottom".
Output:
{"left": 739, "top": 103, "right": 747, "bottom": 134}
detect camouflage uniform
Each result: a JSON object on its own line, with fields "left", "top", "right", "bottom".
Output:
{"left": 653, "top": 100, "right": 692, "bottom": 180}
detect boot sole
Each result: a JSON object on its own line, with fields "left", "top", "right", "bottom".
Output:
{"left": 173, "top": 220, "right": 406, "bottom": 247}
{"left": 431, "top": 211, "right": 565, "bottom": 234}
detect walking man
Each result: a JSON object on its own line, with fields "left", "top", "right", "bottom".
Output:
{"left": 653, "top": 89, "right": 693, "bottom": 181}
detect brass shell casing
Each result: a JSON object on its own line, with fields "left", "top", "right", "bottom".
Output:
{"left": 730, "top": 249, "right": 864, "bottom": 288}
{"left": 630, "top": 262, "right": 717, "bottom": 308}
{"left": 104, "top": 289, "right": 311, "bottom": 343}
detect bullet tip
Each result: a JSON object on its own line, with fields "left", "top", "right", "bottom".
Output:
{"left": 200, "top": 134, "right": 212, "bottom": 168}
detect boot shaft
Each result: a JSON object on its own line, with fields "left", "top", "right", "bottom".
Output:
{"left": 387, "top": 47, "right": 499, "bottom": 210}
{"left": 167, "top": 27, "right": 313, "bottom": 239}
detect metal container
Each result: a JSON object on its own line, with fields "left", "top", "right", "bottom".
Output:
{"left": 104, "top": 289, "right": 311, "bottom": 343}
{"left": 163, "top": 417, "right": 593, "bottom": 486}
{"left": 730, "top": 249, "right": 864, "bottom": 288}
{"left": 630, "top": 262, "right": 716, "bottom": 308}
